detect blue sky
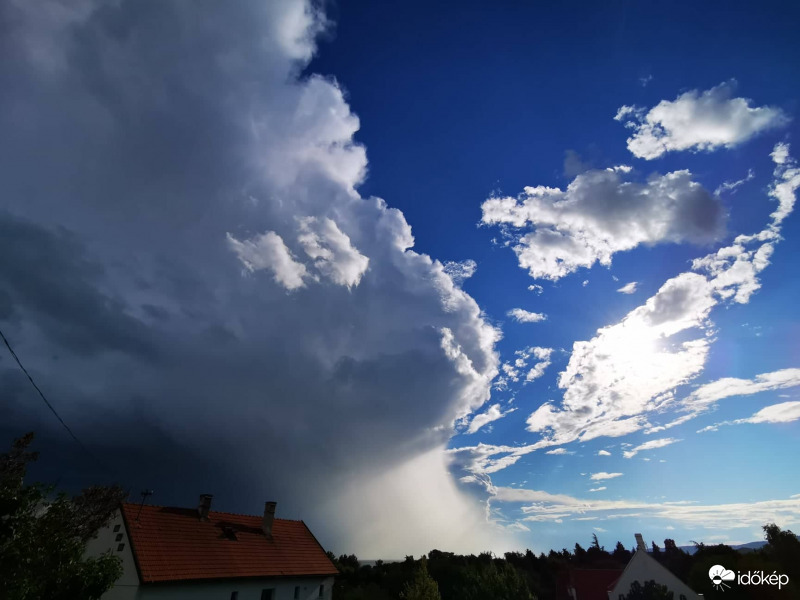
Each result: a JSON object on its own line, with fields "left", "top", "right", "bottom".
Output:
{"left": 303, "top": 1, "right": 800, "bottom": 552}
{"left": 1, "top": 0, "right": 799, "bottom": 557}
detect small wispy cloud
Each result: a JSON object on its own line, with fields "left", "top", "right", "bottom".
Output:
{"left": 698, "top": 401, "right": 800, "bottom": 433}
{"left": 589, "top": 486, "right": 607, "bottom": 492}
{"left": 715, "top": 169, "right": 755, "bottom": 196}
{"left": 623, "top": 438, "right": 680, "bottom": 459}
{"left": 443, "top": 259, "right": 477, "bottom": 285}
{"left": 507, "top": 308, "right": 547, "bottom": 323}
{"left": 528, "top": 284, "right": 544, "bottom": 295}
{"left": 597, "top": 450, "right": 611, "bottom": 456}
{"left": 546, "top": 448, "right": 574, "bottom": 455}
{"left": 466, "top": 404, "right": 517, "bottom": 434}
{"left": 590, "top": 472, "right": 623, "bottom": 481}
{"left": 617, "top": 281, "right": 638, "bottom": 294}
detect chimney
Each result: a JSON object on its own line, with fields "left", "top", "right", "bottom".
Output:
{"left": 634, "top": 533, "right": 647, "bottom": 552}
{"left": 198, "top": 494, "right": 213, "bottom": 520}
{"left": 263, "top": 501, "right": 277, "bottom": 537}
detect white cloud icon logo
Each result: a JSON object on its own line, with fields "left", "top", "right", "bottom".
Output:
{"left": 709, "top": 565, "right": 735, "bottom": 590}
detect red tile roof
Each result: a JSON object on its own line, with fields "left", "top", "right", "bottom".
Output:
{"left": 556, "top": 568, "right": 625, "bottom": 600}
{"left": 120, "top": 503, "right": 338, "bottom": 583}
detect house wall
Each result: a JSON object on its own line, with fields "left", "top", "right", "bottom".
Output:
{"left": 136, "top": 577, "right": 334, "bottom": 600}
{"left": 84, "top": 510, "right": 140, "bottom": 600}
{"left": 609, "top": 550, "right": 700, "bottom": 600}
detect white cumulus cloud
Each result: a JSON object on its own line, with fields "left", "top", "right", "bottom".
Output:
{"left": 591, "top": 472, "right": 623, "bottom": 481}
{"left": 481, "top": 167, "right": 724, "bottom": 280}
{"left": 507, "top": 308, "right": 547, "bottom": 323}
{"left": 615, "top": 81, "right": 789, "bottom": 159}
{"left": 227, "top": 231, "right": 309, "bottom": 290}
{"left": 297, "top": 216, "right": 369, "bottom": 288}
{"left": 617, "top": 281, "right": 638, "bottom": 294}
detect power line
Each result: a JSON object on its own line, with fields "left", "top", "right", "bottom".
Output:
{"left": 0, "top": 326, "right": 115, "bottom": 478}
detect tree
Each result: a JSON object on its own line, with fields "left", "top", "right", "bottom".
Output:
{"left": 0, "top": 433, "right": 125, "bottom": 600}
{"left": 761, "top": 523, "right": 800, "bottom": 587}
{"left": 624, "top": 580, "right": 674, "bottom": 600}
{"left": 613, "top": 541, "right": 632, "bottom": 564}
{"left": 573, "top": 542, "right": 587, "bottom": 564}
{"left": 591, "top": 533, "right": 602, "bottom": 551}
{"left": 401, "top": 557, "right": 441, "bottom": 600}
{"left": 651, "top": 541, "right": 661, "bottom": 557}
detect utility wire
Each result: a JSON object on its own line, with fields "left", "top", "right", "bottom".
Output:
{"left": 0, "top": 326, "right": 115, "bottom": 478}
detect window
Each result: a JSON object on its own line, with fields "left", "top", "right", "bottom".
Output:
{"left": 680, "top": 596, "right": 687, "bottom": 600}
{"left": 261, "top": 590, "right": 275, "bottom": 600}
{"left": 294, "top": 587, "right": 300, "bottom": 599}
{"left": 115, "top": 533, "right": 123, "bottom": 541}
{"left": 113, "top": 524, "right": 121, "bottom": 533}
{"left": 318, "top": 584, "right": 324, "bottom": 598}
{"left": 230, "top": 593, "right": 238, "bottom": 600}
{"left": 117, "top": 543, "right": 125, "bottom": 552}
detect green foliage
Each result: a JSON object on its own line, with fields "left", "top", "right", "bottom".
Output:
{"left": 613, "top": 540, "right": 633, "bottom": 563}
{"left": 762, "top": 522, "right": 800, "bottom": 583}
{"left": 0, "top": 433, "right": 125, "bottom": 600}
{"left": 401, "top": 557, "right": 441, "bottom": 600}
{"left": 329, "top": 525, "right": 799, "bottom": 600}
{"left": 624, "top": 580, "right": 674, "bottom": 600}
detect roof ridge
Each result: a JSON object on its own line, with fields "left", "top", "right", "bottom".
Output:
{"left": 122, "top": 502, "right": 304, "bottom": 522}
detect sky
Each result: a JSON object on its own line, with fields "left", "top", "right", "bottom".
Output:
{"left": 1, "top": 0, "right": 799, "bottom": 558}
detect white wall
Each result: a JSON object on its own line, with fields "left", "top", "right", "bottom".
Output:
{"left": 136, "top": 577, "right": 334, "bottom": 600}
{"left": 84, "top": 510, "right": 140, "bottom": 600}
{"left": 609, "top": 550, "right": 700, "bottom": 600}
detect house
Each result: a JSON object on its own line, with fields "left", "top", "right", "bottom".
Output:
{"left": 556, "top": 567, "right": 625, "bottom": 600}
{"left": 607, "top": 534, "right": 702, "bottom": 600}
{"left": 85, "top": 495, "right": 338, "bottom": 600}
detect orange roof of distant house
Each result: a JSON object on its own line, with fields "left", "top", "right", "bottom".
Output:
{"left": 556, "top": 567, "right": 625, "bottom": 600}
{"left": 120, "top": 503, "right": 338, "bottom": 583}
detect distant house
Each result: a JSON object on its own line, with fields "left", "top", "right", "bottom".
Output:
{"left": 85, "top": 495, "right": 338, "bottom": 600}
{"left": 556, "top": 567, "right": 624, "bottom": 600}
{"left": 608, "top": 534, "right": 702, "bottom": 600}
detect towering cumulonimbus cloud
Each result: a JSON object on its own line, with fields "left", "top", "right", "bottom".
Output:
{"left": 0, "top": 0, "right": 512, "bottom": 556}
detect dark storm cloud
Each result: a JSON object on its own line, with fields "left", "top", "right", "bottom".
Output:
{"left": 0, "top": 213, "right": 155, "bottom": 358}
{"left": 0, "top": 0, "right": 508, "bottom": 554}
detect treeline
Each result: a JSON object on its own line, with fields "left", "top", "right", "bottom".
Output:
{"left": 327, "top": 527, "right": 800, "bottom": 600}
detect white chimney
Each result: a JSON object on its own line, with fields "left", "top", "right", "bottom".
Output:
{"left": 634, "top": 533, "right": 647, "bottom": 552}
{"left": 198, "top": 494, "right": 213, "bottom": 520}
{"left": 263, "top": 501, "right": 277, "bottom": 537}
